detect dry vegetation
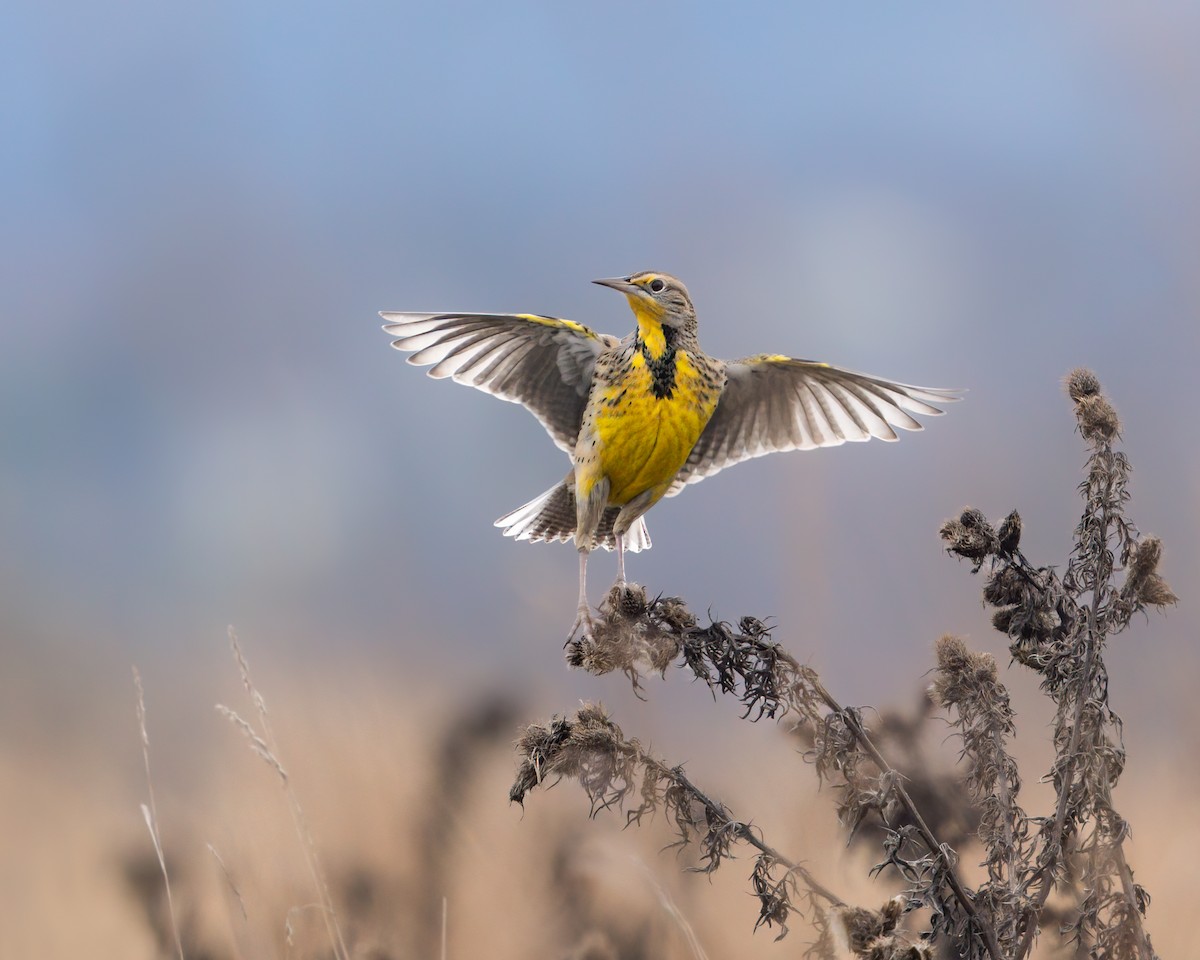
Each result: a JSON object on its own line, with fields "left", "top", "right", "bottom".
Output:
{"left": 7, "top": 368, "right": 1183, "bottom": 959}
{"left": 514, "top": 370, "right": 1174, "bottom": 959}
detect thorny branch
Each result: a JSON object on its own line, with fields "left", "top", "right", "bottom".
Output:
{"left": 939, "top": 370, "right": 1170, "bottom": 960}
{"left": 510, "top": 704, "right": 839, "bottom": 943}
{"left": 561, "top": 589, "right": 1001, "bottom": 959}
{"left": 514, "top": 369, "right": 1171, "bottom": 960}
{"left": 511, "top": 703, "right": 934, "bottom": 959}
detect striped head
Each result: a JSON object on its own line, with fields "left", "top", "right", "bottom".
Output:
{"left": 592, "top": 272, "right": 696, "bottom": 330}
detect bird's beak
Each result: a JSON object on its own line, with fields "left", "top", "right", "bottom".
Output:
{"left": 592, "top": 276, "right": 640, "bottom": 296}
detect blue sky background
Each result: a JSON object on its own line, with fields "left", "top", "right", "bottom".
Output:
{"left": 4, "top": 4, "right": 1198, "bottom": 754}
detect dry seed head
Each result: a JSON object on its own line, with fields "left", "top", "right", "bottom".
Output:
{"left": 834, "top": 906, "right": 890, "bottom": 954}
{"left": 997, "top": 510, "right": 1022, "bottom": 556}
{"left": 1065, "top": 368, "right": 1102, "bottom": 401}
{"left": 934, "top": 634, "right": 972, "bottom": 674}
{"left": 564, "top": 640, "right": 586, "bottom": 668}
{"left": 1125, "top": 536, "right": 1177, "bottom": 608}
{"left": 654, "top": 597, "right": 696, "bottom": 633}
{"left": 1136, "top": 575, "right": 1178, "bottom": 608}
{"left": 939, "top": 508, "right": 999, "bottom": 565}
{"left": 832, "top": 895, "right": 910, "bottom": 956}
{"left": 1075, "top": 394, "right": 1121, "bottom": 443}
{"left": 1129, "top": 536, "right": 1163, "bottom": 580}
{"left": 867, "top": 941, "right": 932, "bottom": 960}
{"left": 983, "top": 566, "right": 1026, "bottom": 607}
{"left": 617, "top": 583, "right": 648, "bottom": 618}
{"left": 991, "top": 606, "right": 1016, "bottom": 634}
{"left": 1031, "top": 607, "right": 1061, "bottom": 636}
{"left": 931, "top": 635, "right": 998, "bottom": 708}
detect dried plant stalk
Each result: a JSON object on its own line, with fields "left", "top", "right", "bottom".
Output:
{"left": 560, "top": 599, "right": 1001, "bottom": 958}
{"left": 216, "top": 628, "right": 351, "bottom": 960}
{"left": 516, "top": 369, "right": 1170, "bottom": 960}
{"left": 940, "top": 370, "right": 1168, "bottom": 960}
{"left": 511, "top": 702, "right": 938, "bottom": 959}
{"left": 133, "top": 667, "right": 187, "bottom": 960}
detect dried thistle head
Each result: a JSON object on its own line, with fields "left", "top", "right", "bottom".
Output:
{"left": 983, "top": 566, "right": 1026, "bottom": 607}
{"left": 1064, "top": 368, "right": 1101, "bottom": 401}
{"left": 616, "top": 583, "right": 648, "bottom": 618}
{"left": 1075, "top": 395, "right": 1121, "bottom": 443}
{"left": 997, "top": 510, "right": 1022, "bottom": 556}
{"left": 831, "top": 896, "right": 930, "bottom": 959}
{"left": 939, "top": 508, "right": 999, "bottom": 570}
{"left": 565, "top": 584, "right": 684, "bottom": 684}
{"left": 1065, "top": 369, "right": 1120, "bottom": 443}
{"left": 930, "top": 635, "right": 998, "bottom": 710}
{"left": 1123, "top": 536, "right": 1177, "bottom": 609}
{"left": 652, "top": 596, "right": 696, "bottom": 634}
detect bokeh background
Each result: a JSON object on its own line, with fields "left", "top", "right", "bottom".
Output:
{"left": 4, "top": 3, "right": 1198, "bottom": 957}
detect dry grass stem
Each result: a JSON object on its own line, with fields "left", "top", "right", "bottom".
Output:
{"left": 133, "top": 666, "right": 186, "bottom": 960}
{"left": 217, "top": 628, "right": 351, "bottom": 960}
{"left": 628, "top": 857, "right": 712, "bottom": 960}
{"left": 206, "top": 842, "right": 248, "bottom": 923}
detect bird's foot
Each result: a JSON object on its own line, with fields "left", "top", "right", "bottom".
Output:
{"left": 566, "top": 604, "right": 595, "bottom": 646}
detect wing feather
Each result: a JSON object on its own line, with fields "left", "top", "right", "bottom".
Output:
{"left": 666, "top": 356, "right": 961, "bottom": 495}
{"left": 382, "top": 312, "right": 612, "bottom": 453}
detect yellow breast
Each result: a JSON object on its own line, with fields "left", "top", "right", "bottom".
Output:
{"left": 590, "top": 348, "right": 719, "bottom": 506}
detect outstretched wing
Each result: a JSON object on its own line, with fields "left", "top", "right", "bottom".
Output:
{"left": 666, "top": 355, "right": 962, "bottom": 495}
{"left": 382, "top": 312, "right": 617, "bottom": 454}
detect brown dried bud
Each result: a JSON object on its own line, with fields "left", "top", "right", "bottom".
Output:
{"left": 835, "top": 905, "right": 892, "bottom": 953}
{"left": 983, "top": 566, "right": 1025, "bottom": 607}
{"left": 1065, "top": 368, "right": 1102, "bottom": 401}
{"left": 654, "top": 597, "right": 696, "bottom": 633}
{"left": 931, "top": 635, "right": 998, "bottom": 708}
{"left": 1125, "top": 536, "right": 1177, "bottom": 608}
{"left": 939, "top": 508, "right": 999, "bottom": 565}
{"left": 832, "top": 896, "right": 913, "bottom": 957}
{"left": 1009, "top": 639, "right": 1044, "bottom": 670}
{"left": 991, "top": 607, "right": 1016, "bottom": 634}
{"left": 1127, "top": 536, "right": 1162, "bottom": 583}
{"left": 864, "top": 939, "right": 933, "bottom": 960}
{"left": 617, "top": 583, "right": 647, "bottom": 618}
{"left": 960, "top": 508, "right": 988, "bottom": 529}
{"left": 1075, "top": 394, "right": 1121, "bottom": 443}
{"left": 1137, "top": 576, "right": 1178, "bottom": 608}
{"left": 1029, "top": 606, "right": 1061, "bottom": 635}
{"left": 997, "top": 510, "right": 1022, "bottom": 555}
{"left": 564, "top": 640, "right": 586, "bottom": 668}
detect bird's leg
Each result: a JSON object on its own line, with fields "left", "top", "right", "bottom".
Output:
{"left": 568, "top": 547, "right": 594, "bottom": 641}
{"left": 615, "top": 532, "right": 626, "bottom": 586}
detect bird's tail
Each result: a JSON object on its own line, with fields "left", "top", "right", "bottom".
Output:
{"left": 494, "top": 477, "right": 651, "bottom": 552}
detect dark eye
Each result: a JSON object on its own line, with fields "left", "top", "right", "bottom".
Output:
{"left": 649, "top": 278, "right": 665, "bottom": 293}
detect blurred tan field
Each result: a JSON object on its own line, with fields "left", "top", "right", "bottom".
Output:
{"left": 3, "top": 626, "right": 1195, "bottom": 960}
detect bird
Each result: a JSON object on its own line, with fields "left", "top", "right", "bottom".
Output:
{"left": 382, "top": 271, "right": 960, "bottom": 640}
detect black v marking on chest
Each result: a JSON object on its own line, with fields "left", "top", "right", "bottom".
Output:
{"left": 638, "top": 326, "right": 679, "bottom": 400}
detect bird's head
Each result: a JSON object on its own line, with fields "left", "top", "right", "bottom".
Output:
{"left": 593, "top": 272, "right": 695, "bottom": 328}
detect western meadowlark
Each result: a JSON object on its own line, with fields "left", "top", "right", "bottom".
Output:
{"left": 382, "top": 271, "right": 960, "bottom": 639}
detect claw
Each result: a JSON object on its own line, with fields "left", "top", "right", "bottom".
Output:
{"left": 568, "top": 604, "right": 595, "bottom": 642}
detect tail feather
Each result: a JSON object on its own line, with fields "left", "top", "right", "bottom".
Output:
{"left": 494, "top": 479, "right": 651, "bottom": 552}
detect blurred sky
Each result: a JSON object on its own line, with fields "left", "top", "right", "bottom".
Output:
{"left": 4, "top": 3, "right": 1198, "bottom": 750}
